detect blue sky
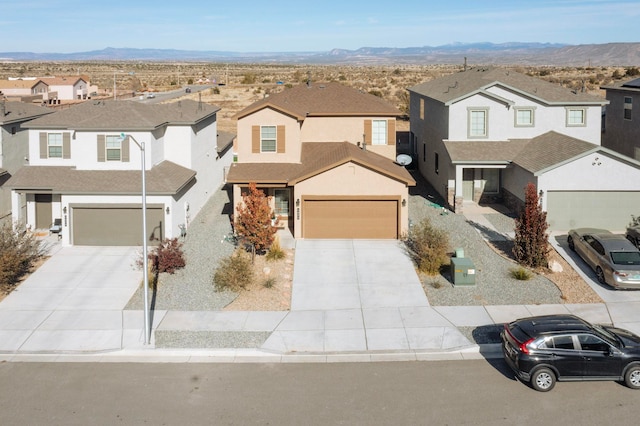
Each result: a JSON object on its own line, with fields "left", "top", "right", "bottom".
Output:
{"left": 2, "top": 0, "right": 638, "bottom": 53}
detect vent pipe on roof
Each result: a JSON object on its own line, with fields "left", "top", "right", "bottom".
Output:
{"left": 464, "top": 57, "right": 467, "bottom": 71}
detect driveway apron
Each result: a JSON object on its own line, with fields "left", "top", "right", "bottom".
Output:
{"left": 0, "top": 246, "right": 143, "bottom": 353}
{"left": 262, "top": 240, "right": 471, "bottom": 353}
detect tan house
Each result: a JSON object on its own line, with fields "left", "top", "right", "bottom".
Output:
{"left": 226, "top": 82, "right": 415, "bottom": 239}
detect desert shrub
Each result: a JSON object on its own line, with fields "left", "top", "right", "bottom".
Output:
{"left": 405, "top": 218, "right": 449, "bottom": 275}
{"left": 510, "top": 267, "right": 533, "bottom": 281}
{"left": 266, "top": 236, "right": 285, "bottom": 262}
{"left": 0, "top": 223, "right": 43, "bottom": 288}
{"left": 513, "top": 183, "right": 549, "bottom": 269}
{"left": 212, "top": 87, "right": 220, "bottom": 95}
{"left": 263, "top": 277, "right": 277, "bottom": 288}
{"left": 151, "top": 238, "right": 186, "bottom": 274}
{"left": 630, "top": 215, "right": 640, "bottom": 227}
{"left": 214, "top": 249, "right": 254, "bottom": 292}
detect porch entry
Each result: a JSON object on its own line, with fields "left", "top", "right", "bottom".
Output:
{"left": 462, "top": 168, "right": 474, "bottom": 201}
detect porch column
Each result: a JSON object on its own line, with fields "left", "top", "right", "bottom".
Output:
{"left": 454, "top": 165, "right": 464, "bottom": 213}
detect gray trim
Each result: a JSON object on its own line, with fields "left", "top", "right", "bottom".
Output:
{"left": 62, "top": 132, "right": 71, "bottom": 159}
{"left": 39, "top": 132, "right": 47, "bottom": 159}
{"left": 97, "top": 135, "right": 105, "bottom": 162}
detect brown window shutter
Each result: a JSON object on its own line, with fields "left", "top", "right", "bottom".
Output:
{"left": 62, "top": 132, "right": 71, "bottom": 158}
{"left": 252, "top": 126, "right": 260, "bottom": 153}
{"left": 121, "top": 136, "right": 130, "bottom": 162}
{"left": 97, "top": 135, "right": 105, "bottom": 162}
{"left": 387, "top": 120, "right": 396, "bottom": 145}
{"left": 364, "top": 120, "right": 372, "bottom": 145}
{"left": 276, "top": 125, "right": 285, "bottom": 153}
{"left": 40, "top": 132, "right": 47, "bottom": 158}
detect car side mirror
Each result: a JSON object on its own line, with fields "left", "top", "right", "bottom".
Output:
{"left": 608, "top": 347, "right": 618, "bottom": 356}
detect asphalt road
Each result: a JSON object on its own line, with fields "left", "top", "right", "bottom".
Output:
{"left": 1, "top": 359, "right": 636, "bottom": 425}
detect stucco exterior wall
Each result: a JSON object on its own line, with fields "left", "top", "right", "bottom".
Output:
{"left": 1, "top": 124, "right": 30, "bottom": 222}
{"left": 602, "top": 89, "right": 640, "bottom": 159}
{"left": 293, "top": 162, "right": 410, "bottom": 238}
{"left": 236, "top": 108, "right": 301, "bottom": 163}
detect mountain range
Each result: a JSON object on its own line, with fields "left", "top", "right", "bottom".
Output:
{"left": 1, "top": 42, "right": 639, "bottom": 66}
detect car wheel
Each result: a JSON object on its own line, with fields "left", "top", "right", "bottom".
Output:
{"left": 531, "top": 368, "right": 556, "bottom": 392}
{"left": 596, "top": 267, "right": 606, "bottom": 284}
{"left": 567, "top": 236, "right": 575, "bottom": 251}
{"left": 624, "top": 365, "right": 640, "bottom": 389}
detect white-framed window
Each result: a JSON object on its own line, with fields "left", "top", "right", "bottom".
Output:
{"left": 515, "top": 108, "right": 535, "bottom": 127}
{"left": 260, "top": 125, "right": 277, "bottom": 152}
{"left": 371, "top": 120, "right": 387, "bottom": 145}
{"left": 566, "top": 108, "right": 586, "bottom": 126}
{"left": 274, "top": 189, "right": 289, "bottom": 216}
{"left": 105, "top": 135, "right": 122, "bottom": 161}
{"left": 468, "top": 108, "right": 488, "bottom": 138}
{"left": 624, "top": 96, "right": 632, "bottom": 120}
{"left": 48, "top": 133, "right": 63, "bottom": 158}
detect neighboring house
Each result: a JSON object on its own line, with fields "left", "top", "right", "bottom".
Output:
{"left": 0, "top": 100, "right": 53, "bottom": 226}
{"left": 409, "top": 66, "right": 640, "bottom": 231}
{"left": 6, "top": 99, "right": 232, "bottom": 246}
{"left": 601, "top": 77, "right": 640, "bottom": 161}
{"left": 0, "top": 79, "right": 49, "bottom": 102}
{"left": 39, "top": 76, "right": 90, "bottom": 101}
{"left": 226, "top": 82, "right": 415, "bottom": 239}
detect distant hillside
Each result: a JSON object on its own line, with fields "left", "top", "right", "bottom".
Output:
{"left": 1, "top": 42, "right": 639, "bottom": 66}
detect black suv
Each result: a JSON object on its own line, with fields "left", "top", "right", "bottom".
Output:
{"left": 501, "top": 314, "right": 640, "bottom": 391}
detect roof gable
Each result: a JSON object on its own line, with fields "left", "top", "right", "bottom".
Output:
{"left": 409, "top": 67, "right": 607, "bottom": 107}
{"left": 235, "top": 82, "right": 401, "bottom": 120}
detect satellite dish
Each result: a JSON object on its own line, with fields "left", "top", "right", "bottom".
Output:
{"left": 396, "top": 154, "right": 412, "bottom": 166}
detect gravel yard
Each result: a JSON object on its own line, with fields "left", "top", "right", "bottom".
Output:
{"left": 125, "top": 170, "right": 602, "bottom": 313}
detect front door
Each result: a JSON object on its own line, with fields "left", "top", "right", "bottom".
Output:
{"left": 462, "top": 168, "right": 474, "bottom": 201}
{"left": 35, "top": 194, "right": 52, "bottom": 229}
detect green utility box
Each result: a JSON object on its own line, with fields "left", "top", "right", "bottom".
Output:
{"left": 451, "top": 257, "right": 476, "bottom": 286}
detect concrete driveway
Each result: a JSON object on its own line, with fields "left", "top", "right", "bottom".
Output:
{"left": 0, "top": 245, "right": 144, "bottom": 352}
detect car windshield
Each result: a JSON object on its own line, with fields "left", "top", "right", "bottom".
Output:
{"left": 610, "top": 251, "right": 640, "bottom": 265}
{"left": 592, "top": 323, "right": 620, "bottom": 347}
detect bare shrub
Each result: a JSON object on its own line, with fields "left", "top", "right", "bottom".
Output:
{"left": 0, "top": 223, "right": 43, "bottom": 290}
{"left": 405, "top": 218, "right": 450, "bottom": 275}
{"left": 214, "top": 249, "right": 254, "bottom": 292}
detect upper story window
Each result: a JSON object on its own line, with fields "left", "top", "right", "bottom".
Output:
{"left": 468, "top": 108, "right": 488, "bottom": 138}
{"left": 371, "top": 120, "right": 387, "bottom": 145}
{"left": 624, "top": 96, "right": 632, "bottom": 120}
{"left": 105, "top": 135, "right": 122, "bottom": 161}
{"left": 48, "top": 133, "right": 63, "bottom": 158}
{"left": 261, "top": 125, "right": 277, "bottom": 152}
{"left": 566, "top": 107, "right": 587, "bottom": 127}
{"left": 515, "top": 107, "right": 535, "bottom": 127}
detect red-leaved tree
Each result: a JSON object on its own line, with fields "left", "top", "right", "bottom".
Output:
{"left": 234, "top": 182, "right": 276, "bottom": 252}
{"left": 513, "top": 182, "right": 549, "bottom": 268}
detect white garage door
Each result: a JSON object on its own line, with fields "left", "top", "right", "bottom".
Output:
{"left": 547, "top": 191, "right": 640, "bottom": 231}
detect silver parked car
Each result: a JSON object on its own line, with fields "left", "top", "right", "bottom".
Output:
{"left": 567, "top": 228, "right": 640, "bottom": 289}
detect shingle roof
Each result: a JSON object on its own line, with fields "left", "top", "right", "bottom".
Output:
{"left": 512, "top": 131, "right": 599, "bottom": 173}
{"left": 23, "top": 99, "right": 220, "bottom": 131}
{"left": 409, "top": 67, "right": 607, "bottom": 106}
{"left": 444, "top": 131, "right": 601, "bottom": 175}
{"left": 217, "top": 130, "right": 235, "bottom": 153}
{"left": 0, "top": 79, "right": 46, "bottom": 90}
{"left": 226, "top": 142, "right": 415, "bottom": 186}
{"left": 38, "top": 76, "right": 88, "bottom": 86}
{"left": 6, "top": 161, "right": 195, "bottom": 195}
{"left": 0, "top": 101, "right": 53, "bottom": 125}
{"left": 234, "top": 82, "right": 401, "bottom": 120}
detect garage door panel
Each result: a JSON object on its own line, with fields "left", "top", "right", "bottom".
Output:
{"left": 547, "top": 191, "right": 640, "bottom": 231}
{"left": 303, "top": 200, "right": 398, "bottom": 239}
{"left": 73, "top": 207, "right": 163, "bottom": 246}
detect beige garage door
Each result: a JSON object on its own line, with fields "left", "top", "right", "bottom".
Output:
{"left": 547, "top": 191, "right": 640, "bottom": 231}
{"left": 303, "top": 199, "right": 398, "bottom": 239}
{"left": 72, "top": 206, "right": 164, "bottom": 246}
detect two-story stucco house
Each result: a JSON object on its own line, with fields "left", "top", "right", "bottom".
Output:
{"left": 0, "top": 100, "right": 54, "bottom": 226}
{"left": 6, "top": 99, "right": 233, "bottom": 246}
{"left": 601, "top": 77, "right": 640, "bottom": 161}
{"left": 39, "top": 76, "right": 90, "bottom": 101}
{"left": 226, "top": 82, "right": 415, "bottom": 239}
{"left": 409, "top": 66, "right": 640, "bottom": 231}
{"left": 0, "top": 79, "right": 50, "bottom": 102}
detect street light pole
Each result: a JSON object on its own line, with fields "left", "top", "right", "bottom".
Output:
{"left": 119, "top": 133, "right": 150, "bottom": 344}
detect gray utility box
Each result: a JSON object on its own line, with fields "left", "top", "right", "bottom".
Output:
{"left": 451, "top": 257, "right": 476, "bottom": 286}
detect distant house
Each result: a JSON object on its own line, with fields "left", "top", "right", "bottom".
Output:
{"left": 409, "top": 67, "right": 640, "bottom": 231}
{"left": 0, "top": 76, "right": 90, "bottom": 104}
{"left": 226, "top": 82, "right": 415, "bottom": 239}
{"left": 601, "top": 77, "right": 640, "bottom": 161}
{"left": 39, "top": 76, "right": 90, "bottom": 101}
{"left": 0, "top": 100, "right": 53, "bottom": 226}
{"left": 7, "top": 99, "right": 233, "bottom": 245}
{"left": 0, "top": 79, "right": 49, "bottom": 102}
